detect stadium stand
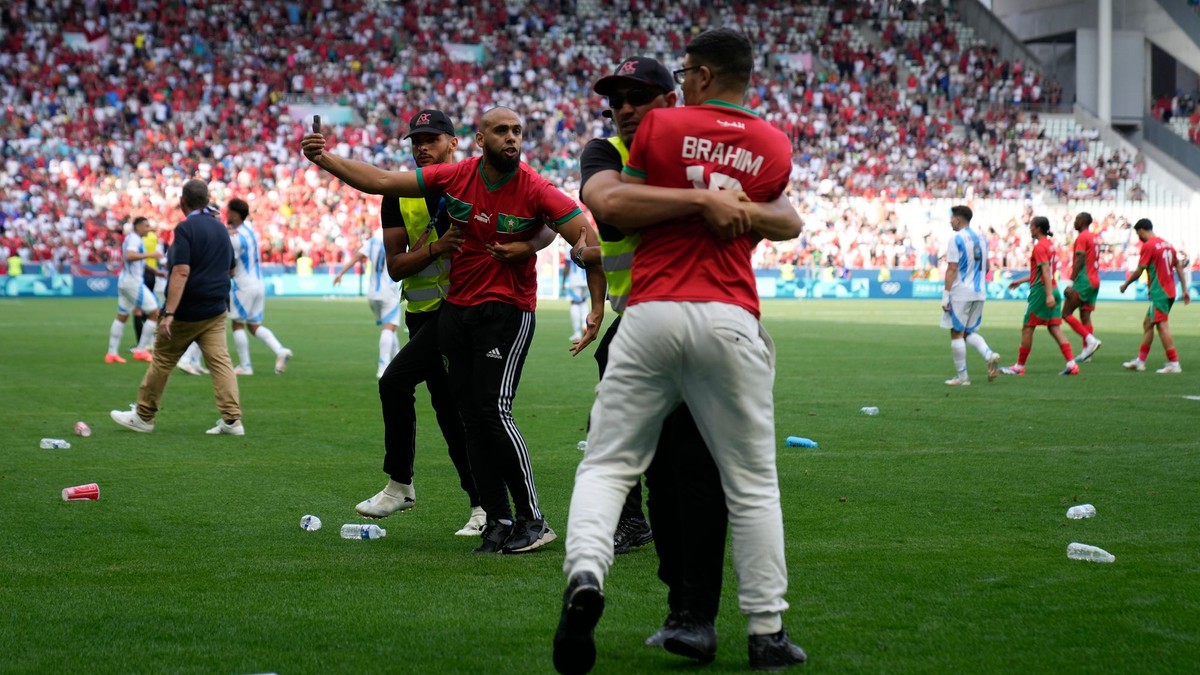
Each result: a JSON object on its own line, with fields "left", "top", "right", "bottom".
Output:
{"left": 0, "top": 0, "right": 1194, "bottom": 278}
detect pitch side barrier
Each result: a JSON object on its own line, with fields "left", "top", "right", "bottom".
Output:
{"left": 4, "top": 267, "right": 1195, "bottom": 302}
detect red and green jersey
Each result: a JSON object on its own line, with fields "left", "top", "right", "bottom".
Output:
{"left": 1071, "top": 228, "right": 1100, "bottom": 287}
{"left": 623, "top": 101, "right": 791, "bottom": 318}
{"left": 1029, "top": 237, "right": 1058, "bottom": 289}
{"left": 1138, "top": 236, "right": 1179, "bottom": 300}
{"left": 417, "top": 157, "right": 581, "bottom": 312}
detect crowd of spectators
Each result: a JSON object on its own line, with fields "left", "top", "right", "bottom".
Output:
{"left": 755, "top": 196, "right": 1197, "bottom": 284}
{"left": 0, "top": 0, "right": 1172, "bottom": 278}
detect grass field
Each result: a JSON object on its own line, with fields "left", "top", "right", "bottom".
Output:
{"left": 2, "top": 296, "right": 1198, "bottom": 674}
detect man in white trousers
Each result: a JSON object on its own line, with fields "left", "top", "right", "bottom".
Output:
{"left": 554, "top": 28, "right": 806, "bottom": 675}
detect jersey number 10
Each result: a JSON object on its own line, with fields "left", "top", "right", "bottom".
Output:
{"left": 687, "top": 165, "right": 745, "bottom": 192}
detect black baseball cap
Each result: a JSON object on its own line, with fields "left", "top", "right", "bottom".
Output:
{"left": 404, "top": 110, "right": 454, "bottom": 139}
{"left": 593, "top": 57, "right": 675, "bottom": 97}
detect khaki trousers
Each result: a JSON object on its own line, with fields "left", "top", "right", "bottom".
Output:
{"left": 136, "top": 312, "right": 241, "bottom": 424}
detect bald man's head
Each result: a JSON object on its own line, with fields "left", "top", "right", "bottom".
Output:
{"left": 477, "top": 107, "right": 523, "bottom": 174}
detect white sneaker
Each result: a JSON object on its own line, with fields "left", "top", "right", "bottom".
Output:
{"left": 178, "top": 360, "right": 202, "bottom": 376}
{"left": 206, "top": 419, "right": 245, "bottom": 435}
{"left": 111, "top": 409, "right": 155, "bottom": 433}
{"left": 356, "top": 481, "right": 415, "bottom": 519}
{"left": 455, "top": 506, "right": 487, "bottom": 537}
{"left": 945, "top": 376, "right": 971, "bottom": 386}
{"left": 987, "top": 353, "right": 1001, "bottom": 382}
{"left": 376, "top": 364, "right": 387, "bottom": 379}
{"left": 233, "top": 365, "right": 254, "bottom": 376}
{"left": 1077, "top": 338, "right": 1102, "bottom": 363}
{"left": 1156, "top": 361, "right": 1182, "bottom": 374}
{"left": 275, "top": 348, "right": 293, "bottom": 374}
{"left": 1122, "top": 359, "right": 1146, "bottom": 372}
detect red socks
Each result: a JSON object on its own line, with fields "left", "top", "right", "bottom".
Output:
{"left": 1063, "top": 315, "right": 1086, "bottom": 337}
{"left": 1017, "top": 347, "right": 1031, "bottom": 367}
{"left": 1059, "top": 342, "right": 1075, "bottom": 362}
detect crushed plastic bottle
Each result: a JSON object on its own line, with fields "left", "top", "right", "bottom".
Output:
{"left": 786, "top": 436, "right": 819, "bottom": 448}
{"left": 576, "top": 440, "right": 588, "bottom": 452}
{"left": 340, "top": 523, "right": 386, "bottom": 540}
{"left": 860, "top": 407, "right": 880, "bottom": 416}
{"left": 40, "top": 438, "right": 71, "bottom": 449}
{"left": 1066, "top": 542, "right": 1115, "bottom": 563}
{"left": 300, "top": 515, "right": 322, "bottom": 531}
{"left": 1066, "top": 504, "right": 1096, "bottom": 519}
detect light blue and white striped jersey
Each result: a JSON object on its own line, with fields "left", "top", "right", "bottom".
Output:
{"left": 359, "top": 231, "right": 393, "bottom": 300}
{"left": 946, "top": 226, "right": 987, "bottom": 301}
{"left": 231, "top": 222, "right": 262, "bottom": 287}
{"left": 118, "top": 232, "right": 146, "bottom": 285}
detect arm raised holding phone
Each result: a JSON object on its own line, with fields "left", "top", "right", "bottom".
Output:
{"left": 302, "top": 124, "right": 423, "bottom": 198}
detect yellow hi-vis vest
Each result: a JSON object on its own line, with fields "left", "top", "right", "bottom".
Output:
{"left": 600, "top": 136, "right": 639, "bottom": 315}
{"left": 143, "top": 231, "right": 159, "bottom": 269}
{"left": 399, "top": 197, "right": 451, "bottom": 313}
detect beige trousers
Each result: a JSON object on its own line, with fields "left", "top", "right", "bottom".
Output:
{"left": 136, "top": 313, "right": 241, "bottom": 424}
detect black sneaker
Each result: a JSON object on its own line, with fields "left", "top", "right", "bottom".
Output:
{"left": 553, "top": 571, "right": 605, "bottom": 675}
{"left": 501, "top": 518, "right": 557, "bottom": 554}
{"left": 474, "top": 519, "right": 513, "bottom": 554}
{"left": 612, "top": 517, "right": 654, "bottom": 554}
{"left": 748, "top": 629, "right": 807, "bottom": 671}
{"left": 663, "top": 611, "right": 717, "bottom": 663}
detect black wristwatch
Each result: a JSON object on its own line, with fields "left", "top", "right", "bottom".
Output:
{"left": 161, "top": 311, "right": 175, "bottom": 318}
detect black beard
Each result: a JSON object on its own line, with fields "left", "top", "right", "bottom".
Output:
{"left": 486, "top": 145, "right": 520, "bottom": 173}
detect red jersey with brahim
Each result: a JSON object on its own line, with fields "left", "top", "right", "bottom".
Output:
{"left": 623, "top": 100, "right": 791, "bottom": 318}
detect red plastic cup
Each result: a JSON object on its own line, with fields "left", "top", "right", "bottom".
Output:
{"left": 74, "top": 421, "right": 92, "bottom": 437}
{"left": 62, "top": 483, "right": 100, "bottom": 501}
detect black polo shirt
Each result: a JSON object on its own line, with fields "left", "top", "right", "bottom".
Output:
{"left": 169, "top": 209, "right": 235, "bottom": 321}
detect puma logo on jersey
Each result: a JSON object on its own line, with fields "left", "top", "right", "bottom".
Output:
{"left": 475, "top": 213, "right": 491, "bottom": 224}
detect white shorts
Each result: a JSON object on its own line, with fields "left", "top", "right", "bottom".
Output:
{"left": 368, "top": 294, "right": 401, "bottom": 326}
{"left": 230, "top": 281, "right": 265, "bottom": 323}
{"left": 117, "top": 278, "right": 159, "bottom": 316}
{"left": 940, "top": 299, "right": 984, "bottom": 333}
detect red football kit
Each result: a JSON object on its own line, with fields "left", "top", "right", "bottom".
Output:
{"left": 418, "top": 157, "right": 581, "bottom": 312}
{"left": 1030, "top": 237, "right": 1058, "bottom": 288}
{"left": 1139, "top": 236, "right": 1179, "bottom": 298}
{"left": 1072, "top": 229, "right": 1100, "bottom": 288}
{"left": 623, "top": 101, "right": 791, "bottom": 318}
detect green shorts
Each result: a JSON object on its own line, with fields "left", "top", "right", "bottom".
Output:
{"left": 1146, "top": 296, "right": 1175, "bottom": 324}
{"left": 1071, "top": 277, "right": 1099, "bottom": 308}
{"left": 1023, "top": 285, "right": 1063, "bottom": 326}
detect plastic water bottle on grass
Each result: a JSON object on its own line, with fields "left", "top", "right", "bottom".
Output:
{"left": 340, "top": 524, "right": 386, "bottom": 540}
{"left": 1066, "top": 542, "right": 1114, "bottom": 563}
{"left": 1066, "top": 504, "right": 1096, "bottom": 519}
{"left": 786, "top": 436, "right": 818, "bottom": 448}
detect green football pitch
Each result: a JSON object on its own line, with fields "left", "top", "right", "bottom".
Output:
{"left": 2, "top": 297, "right": 1197, "bottom": 673}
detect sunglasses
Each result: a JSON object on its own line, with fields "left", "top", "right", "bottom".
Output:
{"left": 607, "top": 89, "right": 660, "bottom": 110}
